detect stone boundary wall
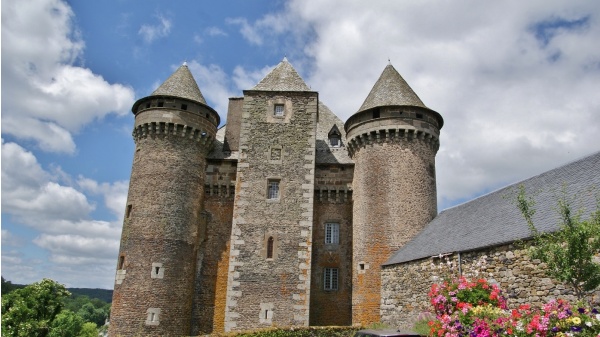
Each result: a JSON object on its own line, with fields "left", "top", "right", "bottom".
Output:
{"left": 381, "top": 242, "right": 600, "bottom": 330}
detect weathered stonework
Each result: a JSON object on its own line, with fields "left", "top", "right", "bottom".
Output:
{"left": 381, "top": 243, "right": 600, "bottom": 330}
{"left": 224, "top": 90, "right": 318, "bottom": 331}
{"left": 310, "top": 165, "right": 354, "bottom": 326}
{"left": 109, "top": 97, "right": 219, "bottom": 336}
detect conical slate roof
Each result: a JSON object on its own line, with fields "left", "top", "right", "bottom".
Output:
{"left": 357, "top": 64, "right": 427, "bottom": 113}
{"left": 151, "top": 63, "right": 207, "bottom": 104}
{"left": 251, "top": 58, "right": 311, "bottom": 91}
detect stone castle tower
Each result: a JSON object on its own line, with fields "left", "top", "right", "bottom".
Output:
{"left": 109, "top": 59, "right": 442, "bottom": 336}
{"left": 345, "top": 64, "right": 443, "bottom": 325}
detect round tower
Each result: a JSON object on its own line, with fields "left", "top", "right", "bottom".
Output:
{"left": 109, "top": 64, "right": 219, "bottom": 336}
{"left": 345, "top": 64, "right": 443, "bottom": 325}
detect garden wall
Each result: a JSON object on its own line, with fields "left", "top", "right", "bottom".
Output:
{"left": 380, "top": 242, "right": 600, "bottom": 329}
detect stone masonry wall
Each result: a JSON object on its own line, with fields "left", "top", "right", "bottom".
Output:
{"left": 350, "top": 137, "right": 438, "bottom": 326}
{"left": 191, "top": 160, "right": 237, "bottom": 335}
{"left": 110, "top": 135, "right": 211, "bottom": 337}
{"left": 310, "top": 165, "right": 354, "bottom": 326}
{"left": 381, "top": 243, "right": 600, "bottom": 330}
{"left": 224, "top": 92, "right": 318, "bottom": 331}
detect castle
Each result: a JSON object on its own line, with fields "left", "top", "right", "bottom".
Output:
{"left": 108, "top": 58, "right": 443, "bottom": 336}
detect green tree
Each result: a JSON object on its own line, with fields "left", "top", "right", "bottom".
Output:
{"left": 76, "top": 302, "right": 108, "bottom": 326}
{"left": 48, "top": 310, "right": 84, "bottom": 337}
{"left": 516, "top": 185, "right": 600, "bottom": 300}
{"left": 79, "top": 322, "right": 99, "bottom": 337}
{"left": 1, "top": 279, "right": 70, "bottom": 337}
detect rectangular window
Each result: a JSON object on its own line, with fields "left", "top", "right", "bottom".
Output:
{"left": 267, "top": 180, "right": 280, "bottom": 199}
{"left": 274, "top": 104, "right": 284, "bottom": 116}
{"left": 324, "top": 268, "right": 339, "bottom": 290}
{"left": 325, "top": 223, "right": 339, "bottom": 244}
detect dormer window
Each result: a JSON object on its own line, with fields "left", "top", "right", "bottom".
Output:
{"left": 328, "top": 124, "right": 342, "bottom": 147}
{"left": 330, "top": 135, "right": 341, "bottom": 147}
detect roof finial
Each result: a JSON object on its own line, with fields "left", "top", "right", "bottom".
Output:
{"left": 183, "top": 60, "right": 188, "bottom": 66}
{"left": 283, "top": 55, "right": 288, "bottom": 62}
{"left": 388, "top": 57, "right": 391, "bottom": 65}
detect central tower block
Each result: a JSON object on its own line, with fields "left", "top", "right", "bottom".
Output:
{"left": 109, "top": 64, "right": 219, "bottom": 336}
{"left": 224, "top": 58, "right": 318, "bottom": 331}
{"left": 345, "top": 64, "right": 443, "bottom": 325}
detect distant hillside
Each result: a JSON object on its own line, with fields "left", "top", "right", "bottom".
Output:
{"left": 2, "top": 277, "right": 113, "bottom": 303}
{"left": 68, "top": 288, "right": 113, "bottom": 303}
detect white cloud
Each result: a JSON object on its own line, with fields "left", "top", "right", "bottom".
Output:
{"left": 206, "top": 26, "right": 227, "bottom": 37}
{"left": 1, "top": 0, "right": 135, "bottom": 154}
{"left": 186, "top": 61, "right": 239, "bottom": 117}
{"left": 227, "top": 17, "right": 263, "bottom": 45}
{"left": 248, "top": 0, "right": 600, "bottom": 209}
{"left": 1, "top": 140, "right": 124, "bottom": 287}
{"left": 139, "top": 14, "right": 172, "bottom": 43}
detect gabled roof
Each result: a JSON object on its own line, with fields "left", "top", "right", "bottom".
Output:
{"left": 151, "top": 63, "right": 207, "bottom": 104}
{"left": 357, "top": 64, "right": 427, "bottom": 113}
{"left": 384, "top": 151, "right": 600, "bottom": 266}
{"left": 251, "top": 58, "right": 311, "bottom": 92}
{"left": 315, "top": 102, "right": 353, "bottom": 165}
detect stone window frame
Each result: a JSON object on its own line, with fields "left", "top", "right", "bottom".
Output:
{"left": 261, "top": 233, "right": 279, "bottom": 260}
{"left": 146, "top": 308, "right": 161, "bottom": 326}
{"left": 266, "top": 98, "right": 293, "bottom": 123}
{"left": 151, "top": 262, "right": 164, "bottom": 279}
{"left": 324, "top": 267, "right": 339, "bottom": 291}
{"left": 274, "top": 104, "right": 285, "bottom": 117}
{"left": 325, "top": 222, "right": 340, "bottom": 245}
{"left": 266, "top": 178, "right": 282, "bottom": 201}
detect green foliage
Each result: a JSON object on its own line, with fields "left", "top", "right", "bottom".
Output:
{"left": 66, "top": 288, "right": 113, "bottom": 303}
{"left": 1, "top": 278, "right": 105, "bottom": 337}
{"left": 48, "top": 310, "right": 84, "bottom": 337}
{"left": 413, "top": 319, "right": 431, "bottom": 336}
{"left": 212, "top": 326, "right": 359, "bottom": 337}
{"left": 516, "top": 185, "right": 600, "bottom": 300}
{"left": 78, "top": 322, "right": 99, "bottom": 337}
{"left": 1, "top": 278, "right": 70, "bottom": 337}
{"left": 76, "top": 302, "right": 109, "bottom": 326}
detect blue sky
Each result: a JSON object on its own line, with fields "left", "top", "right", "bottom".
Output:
{"left": 2, "top": 0, "right": 600, "bottom": 289}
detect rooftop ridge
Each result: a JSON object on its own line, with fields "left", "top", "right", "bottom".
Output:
{"left": 152, "top": 63, "right": 207, "bottom": 104}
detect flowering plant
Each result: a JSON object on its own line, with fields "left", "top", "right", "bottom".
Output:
{"left": 426, "top": 277, "right": 600, "bottom": 337}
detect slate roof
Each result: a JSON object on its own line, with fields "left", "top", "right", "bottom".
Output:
{"left": 357, "top": 64, "right": 427, "bottom": 113}
{"left": 315, "top": 102, "right": 354, "bottom": 165}
{"left": 207, "top": 125, "right": 238, "bottom": 160}
{"left": 385, "top": 151, "right": 600, "bottom": 266}
{"left": 251, "top": 58, "right": 312, "bottom": 92}
{"left": 151, "top": 63, "right": 208, "bottom": 104}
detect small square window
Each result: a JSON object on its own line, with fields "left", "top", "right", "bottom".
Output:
{"left": 416, "top": 113, "right": 423, "bottom": 119}
{"left": 267, "top": 180, "right": 280, "bottom": 199}
{"left": 181, "top": 104, "right": 187, "bottom": 110}
{"left": 325, "top": 223, "right": 339, "bottom": 244}
{"left": 274, "top": 104, "right": 284, "bottom": 117}
{"left": 157, "top": 101, "right": 164, "bottom": 107}
{"left": 324, "top": 268, "right": 339, "bottom": 290}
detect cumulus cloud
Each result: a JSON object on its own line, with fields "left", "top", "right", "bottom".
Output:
{"left": 1, "top": 140, "right": 124, "bottom": 287}
{"left": 185, "top": 61, "right": 239, "bottom": 117}
{"left": 240, "top": 0, "right": 600, "bottom": 209}
{"left": 139, "top": 14, "right": 172, "bottom": 43}
{"left": 1, "top": 0, "right": 135, "bottom": 154}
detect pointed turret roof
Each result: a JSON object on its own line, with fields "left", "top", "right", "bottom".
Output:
{"left": 151, "top": 63, "right": 207, "bottom": 104}
{"left": 251, "top": 58, "right": 311, "bottom": 91}
{"left": 357, "top": 64, "right": 427, "bottom": 113}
